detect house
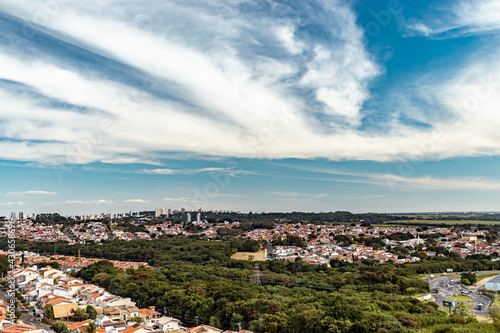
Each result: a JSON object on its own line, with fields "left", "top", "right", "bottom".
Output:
{"left": 40, "top": 268, "right": 65, "bottom": 279}
{"left": 1, "top": 324, "right": 38, "bottom": 333}
{"left": 117, "top": 305, "right": 140, "bottom": 321}
{"left": 100, "top": 321, "right": 127, "bottom": 332}
{"left": 46, "top": 299, "right": 78, "bottom": 319}
{"left": 68, "top": 320, "right": 92, "bottom": 333}
{"left": 96, "top": 314, "right": 113, "bottom": 326}
{"left": 60, "top": 278, "right": 84, "bottom": 286}
{"left": 120, "top": 324, "right": 152, "bottom": 333}
{"left": 98, "top": 297, "right": 135, "bottom": 309}
{"left": 138, "top": 307, "right": 160, "bottom": 325}
{"left": 156, "top": 317, "right": 182, "bottom": 332}
{"left": 185, "top": 326, "right": 223, "bottom": 333}
{"left": 96, "top": 308, "right": 122, "bottom": 321}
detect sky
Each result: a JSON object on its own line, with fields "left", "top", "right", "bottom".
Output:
{"left": 1, "top": 0, "right": 500, "bottom": 215}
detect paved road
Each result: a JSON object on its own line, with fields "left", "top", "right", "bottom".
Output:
{"left": 429, "top": 275, "right": 491, "bottom": 316}
{"left": 104, "top": 223, "right": 116, "bottom": 240}
{"left": 63, "top": 225, "right": 78, "bottom": 242}
{"left": 0, "top": 287, "right": 52, "bottom": 331}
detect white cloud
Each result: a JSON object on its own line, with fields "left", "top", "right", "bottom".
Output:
{"left": 0, "top": 201, "right": 26, "bottom": 206}
{"left": 0, "top": 0, "right": 499, "bottom": 165}
{"left": 61, "top": 199, "right": 113, "bottom": 205}
{"left": 162, "top": 197, "right": 190, "bottom": 202}
{"left": 292, "top": 166, "right": 500, "bottom": 191}
{"left": 406, "top": 0, "right": 500, "bottom": 37}
{"left": 270, "top": 191, "right": 327, "bottom": 199}
{"left": 274, "top": 24, "right": 304, "bottom": 55}
{"left": 270, "top": 192, "right": 299, "bottom": 197}
{"left": 139, "top": 167, "right": 255, "bottom": 176}
{"left": 124, "top": 199, "right": 150, "bottom": 203}
{"left": 141, "top": 168, "right": 177, "bottom": 175}
{"left": 5, "top": 190, "right": 58, "bottom": 197}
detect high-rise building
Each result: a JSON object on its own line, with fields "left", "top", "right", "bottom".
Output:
{"left": 155, "top": 208, "right": 170, "bottom": 218}
{"left": 10, "top": 212, "right": 17, "bottom": 220}
{"left": 19, "top": 212, "right": 24, "bottom": 220}
{"left": 187, "top": 213, "right": 191, "bottom": 223}
{"left": 196, "top": 212, "right": 201, "bottom": 224}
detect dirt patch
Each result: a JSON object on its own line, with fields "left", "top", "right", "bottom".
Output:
{"left": 231, "top": 249, "right": 267, "bottom": 261}
{"left": 476, "top": 315, "right": 493, "bottom": 323}
{"left": 474, "top": 275, "right": 497, "bottom": 289}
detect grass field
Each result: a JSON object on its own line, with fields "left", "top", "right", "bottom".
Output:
{"left": 447, "top": 295, "right": 472, "bottom": 302}
{"left": 491, "top": 296, "right": 500, "bottom": 309}
{"left": 380, "top": 220, "right": 500, "bottom": 226}
{"left": 231, "top": 249, "right": 267, "bottom": 261}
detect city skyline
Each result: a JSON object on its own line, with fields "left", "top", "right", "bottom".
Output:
{"left": 1, "top": 0, "right": 500, "bottom": 215}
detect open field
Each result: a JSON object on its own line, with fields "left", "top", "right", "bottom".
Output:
{"left": 491, "top": 296, "right": 500, "bottom": 309}
{"left": 476, "top": 316, "right": 493, "bottom": 323}
{"left": 448, "top": 295, "right": 472, "bottom": 302}
{"left": 380, "top": 220, "right": 500, "bottom": 226}
{"left": 231, "top": 249, "right": 267, "bottom": 261}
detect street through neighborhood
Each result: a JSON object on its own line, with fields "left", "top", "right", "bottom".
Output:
{"left": 0, "top": 285, "right": 52, "bottom": 331}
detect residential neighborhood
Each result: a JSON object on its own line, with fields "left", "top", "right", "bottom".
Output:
{"left": 1, "top": 266, "right": 253, "bottom": 333}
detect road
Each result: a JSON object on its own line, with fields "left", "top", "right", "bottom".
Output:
{"left": 428, "top": 274, "right": 491, "bottom": 316}
{"left": 63, "top": 225, "right": 78, "bottom": 242}
{"left": 0, "top": 287, "right": 52, "bottom": 331}
{"left": 104, "top": 223, "right": 116, "bottom": 240}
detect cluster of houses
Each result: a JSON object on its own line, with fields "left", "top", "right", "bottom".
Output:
{"left": 252, "top": 224, "right": 498, "bottom": 265}
{"left": 1, "top": 266, "right": 253, "bottom": 333}
{"left": 4, "top": 218, "right": 500, "bottom": 267}
{"left": 0, "top": 253, "right": 149, "bottom": 272}
{"left": 0, "top": 221, "right": 72, "bottom": 243}
{"left": 69, "top": 223, "right": 109, "bottom": 243}
{"left": 111, "top": 231, "right": 135, "bottom": 241}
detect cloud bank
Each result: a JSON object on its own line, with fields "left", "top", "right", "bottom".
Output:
{"left": 0, "top": 0, "right": 499, "bottom": 165}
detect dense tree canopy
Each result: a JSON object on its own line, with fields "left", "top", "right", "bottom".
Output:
{"left": 4, "top": 234, "right": 500, "bottom": 332}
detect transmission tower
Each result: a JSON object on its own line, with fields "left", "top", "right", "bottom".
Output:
{"left": 250, "top": 263, "right": 261, "bottom": 285}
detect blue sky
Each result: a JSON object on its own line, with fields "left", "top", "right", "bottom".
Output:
{"left": 1, "top": 0, "right": 500, "bottom": 215}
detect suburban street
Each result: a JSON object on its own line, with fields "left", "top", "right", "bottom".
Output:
{"left": 0, "top": 286, "right": 52, "bottom": 331}
{"left": 428, "top": 274, "right": 492, "bottom": 316}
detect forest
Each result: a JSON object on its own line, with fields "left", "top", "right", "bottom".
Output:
{"left": 3, "top": 236, "right": 500, "bottom": 332}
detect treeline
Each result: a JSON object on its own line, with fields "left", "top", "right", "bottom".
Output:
{"left": 0, "top": 236, "right": 259, "bottom": 264}
{"left": 73, "top": 258, "right": 492, "bottom": 333}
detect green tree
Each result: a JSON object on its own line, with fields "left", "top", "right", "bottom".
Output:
{"left": 461, "top": 272, "right": 477, "bottom": 285}
{"left": 0, "top": 255, "right": 10, "bottom": 276}
{"left": 45, "top": 304, "right": 54, "bottom": 320}
{"left": 128, "top": 316, "right": 143, "bottom": 323}
{"left": 51, "top": 321, "right": 69, "bottom": 333}
{"left": 85, "top": 322, "right": 97, "bottom": 333}
{"left": 86, "top": 305, "right": 97, "bottom": 320}
{"left": 70, "top": 308, "right": 89, "bottom": 322}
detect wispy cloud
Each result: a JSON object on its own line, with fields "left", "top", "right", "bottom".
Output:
{"left": 162, "top": 197, "right": 190, "bottom": 203}
{"left": 270, "top": 192, "right": 327, "bottom": 199}
{"left": 124, "top": 199, "right": 150, "bottom": 204}
{"left": 288, "top": 166, "right": 500, "bottom": 191}
{"left": 0, "top": 0, "right": 499, "bottom": 166}
{"left": 5, "top": 190, "right": 58, "bottom": 197}
{"left": 45, "top": 199, "right": 113, "bottom": 205}
{"left": 406, "top": 0, "right": 500, "bottom": 37}
{"left": 139, "top": 167, "right": 254, "bottom": 177}
{"left": 270, "top": 192, "right": 299, "bottom": 197}
{"left": 0, "top": 201, "right": 26, "bottom": 206}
